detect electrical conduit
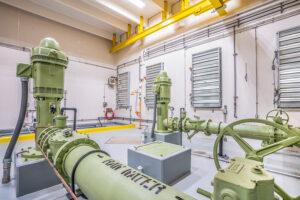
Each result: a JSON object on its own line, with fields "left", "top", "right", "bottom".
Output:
{"left": 2, "top": 78, "right": 28, "bottom": 183}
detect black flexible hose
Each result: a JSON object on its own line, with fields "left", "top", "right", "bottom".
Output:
{"left": 2, "top": 78, "right": 28, "bottom": 184}
{"left": 60, "top": 107, "right": 77, "bottom": 131}
{"left": 217, "top": 122, "right": 224, "bottom": 157}
{"left": 150, "top": 93, "right": 157, "bottom": 140}
{"left": 179, "top": 108, "right": 184, "bottom": 146}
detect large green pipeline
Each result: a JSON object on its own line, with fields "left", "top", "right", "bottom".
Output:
{"left": 30, "top": 116, "right": 198, "bottom": 200}
{"left": 62, "top": 144, "right": 196, "bottom": 200}
{"left": 164, "top": 117, "right": 300, "bottom": 148}
{"left": 34, "top": 108, "right": 197, "bottom": 200}
{"left": 37, "top": 126, "right": 196, "bottom": 200}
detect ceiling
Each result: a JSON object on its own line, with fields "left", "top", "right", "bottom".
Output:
{"left": 0, "top": 0, "right": 182, "bottom": 40}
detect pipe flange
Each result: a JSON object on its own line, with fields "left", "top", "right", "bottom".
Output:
{"left": 262, "top": 127, "right": 276, "bottom": 147}
{"left": 54, "top": 138, "right": 100, "bottom": 181}
{"left": 37, "top": 127, "right": 53, "bottom": 143}
{"left": 40, "top": 129, "right": 62, "bottom": 152}
{"left": 171, "top": 117, "right": 179, "bottom": 131}
{"left": 38, "top": 127, "right": 58, "bottom": 144}
{"left": 268, "top": 127, "right": 276, "bottom": 144}
{"left": 182, "top": 118, "right": 190, "bottom": 133}
{"left": 203, "top": 119, "right": 212, "bottom": 136}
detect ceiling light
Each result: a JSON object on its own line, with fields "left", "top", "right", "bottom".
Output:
{"left": 95, "top": 0, "right": 140, "bottom": 23}
{"left": 127, "top": 0, "right": 145, "bottom": 8}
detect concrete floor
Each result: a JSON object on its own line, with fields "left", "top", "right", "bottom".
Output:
{"left": 0, "top": 128, "right": 300, "bottom": 200}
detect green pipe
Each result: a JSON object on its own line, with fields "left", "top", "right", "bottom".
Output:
{"left": 61, "top": 142, "right": 196, "bottom": 200}
{"left": 165, "top": 118, "right": 300, "bottom": 147}
{"left": 37, "top": 126, "right": 197, "bottom": 200}
{"left": 197, "top": 187, "right": 212, "bottom": 198}
{"left": 152, "top": 69, "right": 300, "bottom": 147}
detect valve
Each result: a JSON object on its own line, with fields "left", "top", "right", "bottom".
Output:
{"left": 266, "top": 109, "right": 289, "bottom": 125}
{"left": 206, "top": 118, "right": 300, "bottom": 200}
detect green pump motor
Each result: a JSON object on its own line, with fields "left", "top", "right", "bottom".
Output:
{"left": 16, "top": 37, "right": 68, "bottom": 160}
{"left": 3, "top": 38, "right": 68, "bottom": 184}
{"left": 17, "top": 37, "right": 68, "bottom": 137}
{"left": 152, "top": 71, "right": 171, "bottom": 133}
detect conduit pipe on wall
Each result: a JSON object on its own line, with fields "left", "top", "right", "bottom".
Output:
{"left": 233, "top": 26, "right": 238, "bottom": 118}
{"left": 255, "top": 27, "right": 259, "bottom": 118}
{"left": 272, "top": 50, "right": 279, "bottom": 106}
{"left": 184, "top": 47, "right": 187, "bottom": 110}
{"left": 139, "top": 55, "right": 142, "bottom": 81}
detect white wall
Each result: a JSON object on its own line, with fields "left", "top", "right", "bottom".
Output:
{"left": 0, "top": 46, "right": 116, "bottom": 130}
{"left": 64, "top": 58, "right": 116, "bottom": 122}
{"left": 114, "top": 13, "right": 300, "bottom": 176}
{"left": 115, "top": 15, "right": 300, "bottom": 127}
{"left": 0, "top": 46, "right": 30, "bottom": 130}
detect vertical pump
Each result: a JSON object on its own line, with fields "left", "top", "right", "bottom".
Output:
{"left": 30, "top": 38, "right": 68, "bottom": 137}
{"left": 21, "top": 37, "right": 68, "bottom": 160}
{"left": 152, "top": 71, "right": 171, "bottom": 133}
{"left": 2, "top": 38, "right": 68, "bottom": 183}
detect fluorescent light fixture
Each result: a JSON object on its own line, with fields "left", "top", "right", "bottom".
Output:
{"left": 128, "top": 0, "right": 145, "bottom": 8}
{"left": 95, "top": 0, "right": 140, "bottom": 23}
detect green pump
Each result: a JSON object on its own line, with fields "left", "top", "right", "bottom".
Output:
{"left": 2, "top": 38, "right": 69, "bottom": 184}
{"left": 151, "top": 70, "right": 300, "bottom": 200}
{"left": 16, "top": 37, "right": 69, "bottom": 160}
{"left": 152, "top": 70, "right": 171, "bottom": 133}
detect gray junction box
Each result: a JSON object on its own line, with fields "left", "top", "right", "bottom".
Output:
{"left": 128, "top": 141, "right": 191, "bottom": 184}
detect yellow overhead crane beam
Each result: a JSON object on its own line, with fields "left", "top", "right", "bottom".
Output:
{"left": 110, "top": 0, "right": 230, "bottom": 53}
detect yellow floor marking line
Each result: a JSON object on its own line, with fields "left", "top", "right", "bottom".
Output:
{"left": 0, "top": 124, "right": 136, "bottom": 143}
{"left": 0, "top": 134, "right": 35, "bottom": 143}
{"left": 77, "top": 124, "right": 136, "bottom": 134}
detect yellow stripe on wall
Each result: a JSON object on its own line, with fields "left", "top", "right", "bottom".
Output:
{"left": 0, "top": 124, "right": 136, "bottom": 143}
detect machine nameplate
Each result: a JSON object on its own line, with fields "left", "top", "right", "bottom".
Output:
{"left": 228, "top": 162, "right": 244, "bottom": 174}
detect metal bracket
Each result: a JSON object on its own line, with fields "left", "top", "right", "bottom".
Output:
{"left": 211, "top": 4, "right": 227, "bottom": 13}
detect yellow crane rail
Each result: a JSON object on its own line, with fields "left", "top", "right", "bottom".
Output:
{"left": 110, "top": 0, "right": 230, "bottom": 53}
